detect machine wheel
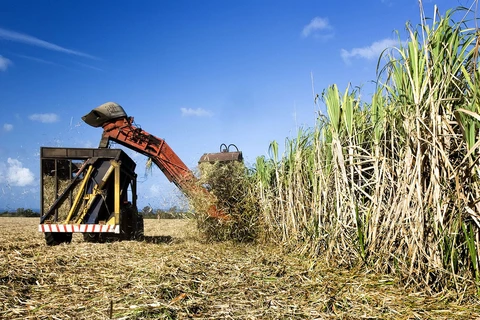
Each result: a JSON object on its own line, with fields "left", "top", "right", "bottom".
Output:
{"left": 83, "top": 232, "right": 105, "bottom": 243}
{"left": 134, "top": 215, "right": 144, "bottom": 240}
{"left": 120, "top": 205, "right": 143, "bottom": 240}
{"left": 45, "top": 232, "right": 72, "bottom": 246}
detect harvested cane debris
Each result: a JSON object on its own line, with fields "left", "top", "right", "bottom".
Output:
{"left": 192, "top": 161, "right": 260, "bottom": 242}
{"left": 1, "top": 218, "right": 479, "bottom": 319}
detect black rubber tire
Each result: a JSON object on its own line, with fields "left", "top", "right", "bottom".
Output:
{"left": 134, "top": 215, "right": 144, "bottom": 240}
{"left": 119, "top": 206, "right": 143, "bottom": 241}
{"left": 64, "top": 232, "right": 73, "bottom": 243}
{"left": 83, "top": 232, "right": 100, "bottom": 243}
{"left": 45, "top": 232, "right": 73, "bottom": 246}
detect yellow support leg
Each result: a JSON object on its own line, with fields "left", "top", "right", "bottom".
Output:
{"left": 114, "top": 160, "right": 120, "bottom": 225}
{"left": 65, "top": 165, "right": 94, "bottom": 224}
{"left": 75, "top": 161, "right": 117, "bottom": 224}
{"left": 106, "top": 160, "right": 121, "bottom": 225}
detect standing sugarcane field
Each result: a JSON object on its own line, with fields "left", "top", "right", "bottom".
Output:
{"left": 3, "top": 0, "right": 480, "bottom": 319}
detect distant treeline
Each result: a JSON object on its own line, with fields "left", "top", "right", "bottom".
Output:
{"left": 140, "top": 206, "right": 188, "bottom": 219}
{"left": 0, "top": 208, "right": 40, "bottom": 217}
{"left": 0, "top": 207, "right": 187, "bottom": 219}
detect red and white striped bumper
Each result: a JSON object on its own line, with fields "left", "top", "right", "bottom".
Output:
{"left": 39, "top": 224, "right": 120, "bottom": 234}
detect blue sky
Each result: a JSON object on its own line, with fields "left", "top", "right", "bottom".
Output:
{"left": 0, "top": 0, "right": 466, "bottom": 210}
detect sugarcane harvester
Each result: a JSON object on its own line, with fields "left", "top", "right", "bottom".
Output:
{"left": 81, "top": 102, "right": 242, "bottom": 216}
{"left": 38, "top": 102, "right": 242, "bottom": 245}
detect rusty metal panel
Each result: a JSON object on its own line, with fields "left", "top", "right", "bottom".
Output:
{"left": 40, "top": 147, "right": 136, "bottom": 173}
{"left": 41, "top": 148, "right": 68, "bottom": 158}
{"left": 67, "top": 148, "right": 96, "bottom": 158}
{"left": 41, "top": 147, "right": 121, "bottom": 160}
{"left": 198, "top": 151, "right": 243, "bottom": 164}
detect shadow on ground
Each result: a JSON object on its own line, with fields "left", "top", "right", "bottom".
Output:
{"left": 142, "top": 235, "right": 174, "bottom": 244}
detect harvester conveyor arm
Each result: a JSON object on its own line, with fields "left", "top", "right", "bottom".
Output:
{"left": 99, "top": 117, "right": 197, "bottom": 194}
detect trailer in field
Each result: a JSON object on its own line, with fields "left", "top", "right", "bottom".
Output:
{"left": 39, "top": 147, "right": 143, "bottom": 245}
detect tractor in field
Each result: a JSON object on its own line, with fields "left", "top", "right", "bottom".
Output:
{"left": 39, "top": 102, "right": 242, "bottom": 245}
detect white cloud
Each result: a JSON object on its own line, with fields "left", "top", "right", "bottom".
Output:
{"left": 16, "top": 54, "right": 60, "bottom": 66}
{"left": 29, "top": 113, "right": 59, "bottom": 123}
{"left": 73, "top": 61, "right": 104, "bottom": 72}
{"left": 3, "top": 123, "right": 13, "bottom": 132}
{"left": 0, "top": 55, "right": 12, "bottom": 71}
{"left": 0, "top": 27, "right": 98, "bottom": 59}
{"left": 302, "top": 17, "right": 332, "bottom": 38}
{"left": 341, "top": 38, "right": 399, "bottom": 63}
{"left": 180, "top": 107, "right": 213, "bottom": 117}
{"left": 0, "top": 158, "right": 35, "bottom": 187}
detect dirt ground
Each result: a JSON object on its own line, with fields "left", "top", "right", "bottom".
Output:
{"left": 1, "top": 217, "right": 479, "bottom": 319}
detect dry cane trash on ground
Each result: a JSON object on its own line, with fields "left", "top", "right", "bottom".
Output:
{"left": 1, "top": 217, "right": 480, "bottom": 319}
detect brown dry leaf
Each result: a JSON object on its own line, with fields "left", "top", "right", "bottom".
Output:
{"left": 169, "top": 293, "right": 187, "bottom": 305}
